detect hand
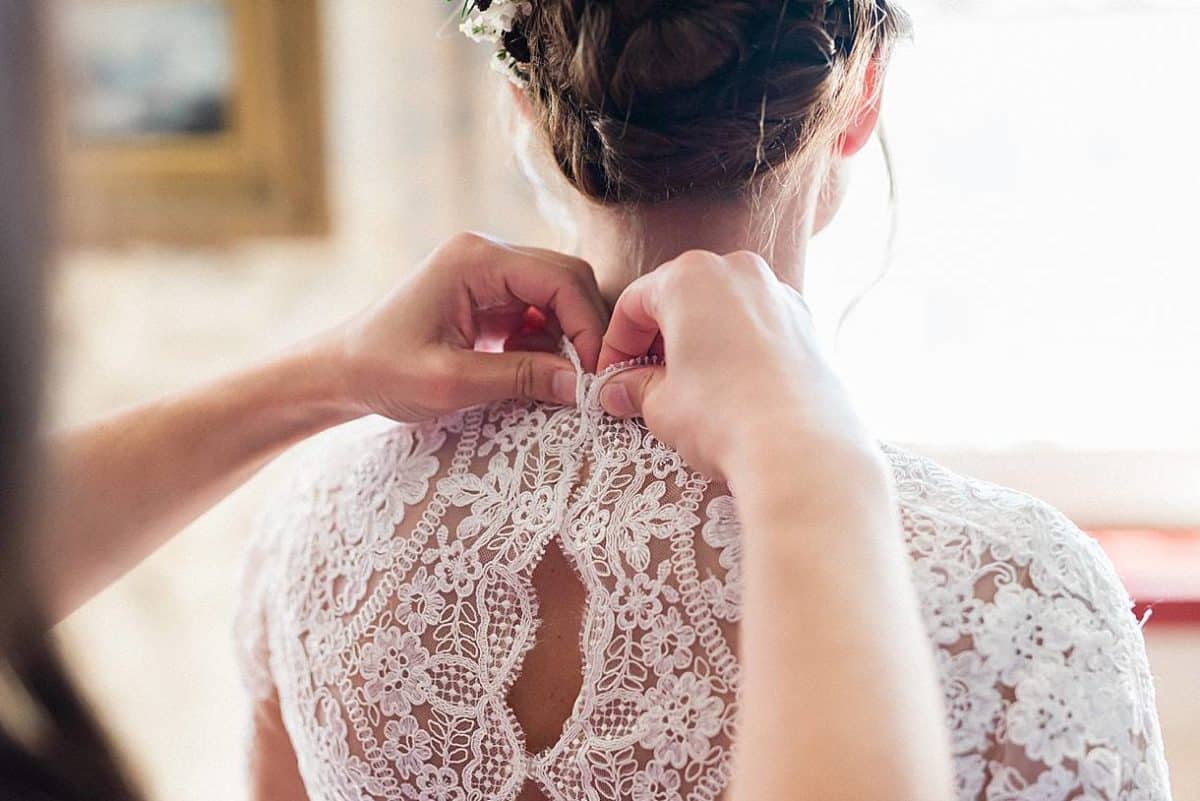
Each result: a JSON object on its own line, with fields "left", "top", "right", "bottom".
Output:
{"left": 325, "top": 232, "right": 608, "bottom": 421}
{"left": 597, "top": 250, "right": 878, "bottom": 480}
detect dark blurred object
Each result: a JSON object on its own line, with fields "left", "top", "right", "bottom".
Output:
{"left": 57, "top": 0, "right": 328, "bottom": 246}
{"left": 0, "top": 3, "right": 140, "bottom": 799}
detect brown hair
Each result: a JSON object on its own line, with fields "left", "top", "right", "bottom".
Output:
{"left": 512, "top": 0, "right": 908, "bottom": 204}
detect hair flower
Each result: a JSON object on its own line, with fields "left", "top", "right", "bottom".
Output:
{"left": 454, "top": 0, "right": 533, "bottom": 84}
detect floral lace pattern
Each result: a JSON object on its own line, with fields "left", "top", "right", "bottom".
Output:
{"left": 236, "top": 358, "right": 1171, "bottom": 801}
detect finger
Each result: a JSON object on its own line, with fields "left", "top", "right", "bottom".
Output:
{"left": 509, "top": 245, "right": 610, "bottom": 325}
{"left": 512, "top": 249, "right": 608, "bottom": 368}
{"left": 598, "top": 365, "right": 664, "bottom": 420}
{"left": 598, "top": 274, "right": 662, "bottom": 371}
{"left": 462, "top": 237, "right": 608, "bottom": 332}
{"left": 449, "top": 349, "right": 579, "bottom": 408}
{"left": 468, "top": 241, "right": 607, "bottom": 373}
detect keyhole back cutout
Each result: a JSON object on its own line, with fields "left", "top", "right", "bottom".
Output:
{"left": 506, "top": 537, "right": 587, "bottom": 759}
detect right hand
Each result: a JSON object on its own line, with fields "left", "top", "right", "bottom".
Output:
{"left": 597, "top": 250, "right": 879, "bottom": 481}
{"left": 323, "top": 232, "right": 608, "bottom": 422}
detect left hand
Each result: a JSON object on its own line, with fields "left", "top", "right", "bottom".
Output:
{"left": 596, "top": 249, "right": 875, "bottom": 482}
{"left": 322, "top": 232, "right": 608, "bottom": 422}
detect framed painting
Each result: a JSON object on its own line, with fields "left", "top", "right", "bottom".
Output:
{"left": 58, "top": 0, "right": 328, "bottom": 245}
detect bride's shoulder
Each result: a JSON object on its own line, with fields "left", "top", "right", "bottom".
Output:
{"left": 254, "top": 398, "right": 574, "bottom": 534}
{"left": 246, "top": 414, "right": 459, "bottom": 556}
{"left": 880, "top": 442, "right": 1132, "bottom": 615}
{"left": 879, "top": 447, "right": 1171, "bottom": 794}
{"left": 235, "top": 415, "right": 461, "bottom": 636}
{"left": 277, "top": 413, "right": 460, "bottom": 495}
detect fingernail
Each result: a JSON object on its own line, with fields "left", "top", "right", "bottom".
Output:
{"left": 600, "top": 382, "right": 634, "bottom": 417}
{"left": 552, "top": 370, "right": 576, "bottom": 405}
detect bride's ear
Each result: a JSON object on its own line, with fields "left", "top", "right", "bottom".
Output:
{"left": 838, "top": 60, "right": 886, "bottom": 158}
{"left": 508, "top": 82, "right": 535, "bottom": 124}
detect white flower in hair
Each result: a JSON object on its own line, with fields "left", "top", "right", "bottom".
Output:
{"left": 455, "top": 0, "right": 532, "bottom": 84}
{"left": 459, "top": 0, "right": 530, "bottom": 43}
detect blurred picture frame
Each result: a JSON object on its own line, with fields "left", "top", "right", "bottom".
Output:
{"left": 58, "top": 0, "right": 328, "bottom": 246}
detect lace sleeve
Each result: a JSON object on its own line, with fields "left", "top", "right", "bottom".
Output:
{"left": 233, "top": 515, "right": 279, "bottom": 704}
{"left": 907, "top": 493, "right": 1172, "bottom": 801}
{"left": 231, "top": 416, "right": 412, "bottom": 704}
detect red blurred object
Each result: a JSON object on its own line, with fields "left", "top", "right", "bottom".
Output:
{"left": 519, "top": 306, "right": 548, "bottom": 334}
{"left": 1089, "top": 529, "right": 1200, "bottom": 625}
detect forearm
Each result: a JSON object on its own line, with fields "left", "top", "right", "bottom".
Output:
{"left": 24, "top": 235, "right": 609, "bottom": 620}
{"left": 728, "top": 441, "right": 954, "bottom": 801}
{"left": 36, "top": 339, "right": 354, "bottom": 619}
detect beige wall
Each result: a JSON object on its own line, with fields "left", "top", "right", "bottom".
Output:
{"left": 47, "top": 3, "right": 1198, "bottom": 800}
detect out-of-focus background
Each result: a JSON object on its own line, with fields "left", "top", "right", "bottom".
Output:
{"left": 48, "top": 1, "right": 1199, "bottom": 800}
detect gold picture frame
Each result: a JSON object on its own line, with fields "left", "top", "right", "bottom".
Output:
{"left": 58, "top": 0, "right": 328, "bottom": 246}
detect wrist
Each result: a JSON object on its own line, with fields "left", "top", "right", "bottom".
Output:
{"left": 716, "top": 371, "right": 874, "bottom": 475}
{"left": 730, "top": 442, "right": 899, "bottom": 586}
{"left": 724, "top": 423, "right": 892, "bottom": 514}
{"left": 726, "top": 412, "right": 883, "bottom": 477}
{"left": 269, "top": 335, "right": 364, "bottom": 430}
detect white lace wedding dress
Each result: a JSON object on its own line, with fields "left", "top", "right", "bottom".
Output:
{"left": 236, "top": 350, "right": 1172, "bottom": 801}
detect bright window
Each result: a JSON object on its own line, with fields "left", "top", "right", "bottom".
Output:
{"left": 809, "top": 1, "right": 1200, "bottom": 457}
{"left": 805, "top": 1, "right": 1200, "bottom": 524}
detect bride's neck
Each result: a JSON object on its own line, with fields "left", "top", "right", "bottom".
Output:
{"left": 571, "top": 191, "right": 815, "bottom": 304}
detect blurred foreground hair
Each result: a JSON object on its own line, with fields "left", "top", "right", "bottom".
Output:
{"left": 0, "top": 3, "right": 138, "bottom": 798}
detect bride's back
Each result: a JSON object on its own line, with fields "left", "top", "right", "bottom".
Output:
{"left": 239, "top": 361, "right": 743, "bottom": 801}
{"left": 237, "top": 356, "right": 1167, "bottom": 801}
{"left": 235, "top": 1, "right": 1168, "bottom": 798}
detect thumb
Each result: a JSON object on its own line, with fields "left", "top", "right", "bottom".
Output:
{"left": 451, "top": 349, "right": 579, "bottom": 408}
{"left": 598, "top": 366, "right": 664, "bottom": 419}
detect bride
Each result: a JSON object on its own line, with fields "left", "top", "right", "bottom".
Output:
{"left": 235, "top": 1, "right": 1170, "bottom": 800}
